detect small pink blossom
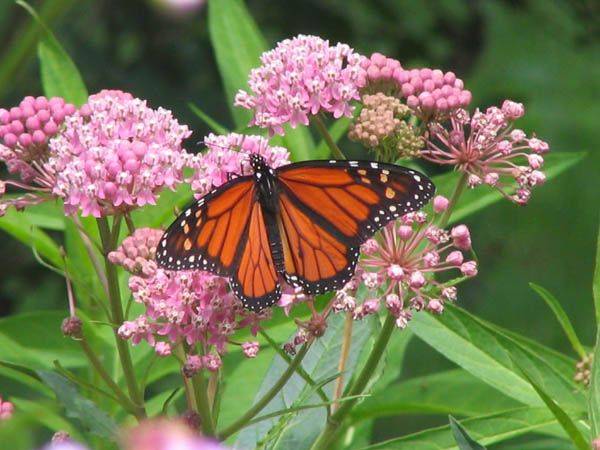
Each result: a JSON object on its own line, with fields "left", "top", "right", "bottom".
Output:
{"left": 0, "top": 396, "right": 13, "bottom": 420}
{"left": 46, "top": 90, "right": 192, "bottom": 217}
{"left": 202, "top": 353, "right": 222, "bottom": 372}
{"left": 182, "top": 355, "right": 203, "bottom": 378}
{"left": 336, "top": 210, "right": 476, "bottom": 327}
{"left": 123, "top": 419, "right": 226, "bottom": 450}
{"left": 432, "top": 195, "right": 449, "bottom": 213}
{"left": 235, "top": 35, "right": 366, "bottom": 135}
{"left": 154, "top": 341, "right": 172, "bottom": 357}
{"left": 190, "top": 133, "right": 289, "bottom": 197}
{"left": 242, "top": 341, "right": 260, "bottom": 358}
{"left": 422, "top": 101, "right": 550, "bottom": 204}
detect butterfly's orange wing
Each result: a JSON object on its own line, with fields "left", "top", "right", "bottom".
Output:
{"left": 156, "top": 177, "right": 279, "bottom": 311}
{"left": 275, "top": 160, "right": 435, "bottom": 293}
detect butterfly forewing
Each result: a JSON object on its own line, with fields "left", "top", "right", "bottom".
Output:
{"left": 275, "top": 160, "right": 435, "bottom": 293}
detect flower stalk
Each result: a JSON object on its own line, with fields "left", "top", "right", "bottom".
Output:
{"left": 97, "top": 216, "right": 146, "bottom": 419}
{"left": 313, "top": 115, "right": 346, "bottom": 160}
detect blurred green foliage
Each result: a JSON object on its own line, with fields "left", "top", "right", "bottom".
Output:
{"left": 0, "top": 0, "right": 598, "bottom": 447}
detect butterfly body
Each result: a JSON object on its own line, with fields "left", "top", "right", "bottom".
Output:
{"left": 156, "top": 155, "right": 435, "bottom": 312}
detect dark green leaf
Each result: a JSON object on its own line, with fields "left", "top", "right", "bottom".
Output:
{"left": 351, "top": 369, "right": 519, "bottom": 422}
{"left": 449, "top": 416, "right": 487, "bottom": 450}
{"left": 17, "top": 1, "right": 88, "bottom": 105}
{"left": 188, "top": 102, "right": 230, "bottom": 135}
{"left": 530, "top": 283, "right": 586, "bottom": 359}
{"left": 362, "top": 407, "right": 559, "bottom": 450}
{"left": 410, "top": 305, "right": 584, "bottom": 411}
{"left": 0, "top": 312, "right": 85, "bottom": 370}
{"left": 589, "top": 219, "right": 600, "bottom": 438}
{"left": 37, "top": 370, "right": 118, "bottom": 439}
{"left": 517, "top": 365, "right": 588, "bottom": 450}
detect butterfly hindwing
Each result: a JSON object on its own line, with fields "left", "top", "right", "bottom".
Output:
{"left": 275, "top": 160, "right": 435, "bottom": 293}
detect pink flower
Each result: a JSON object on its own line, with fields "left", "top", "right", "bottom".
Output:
{"left": 123, "top": 419, "right": 227, "bottom": 450}
{"left": 235, "top": 35, "right": 366, "bottom": 135}
{"left": 0, "top": 396, "right": 13, "bottom": 420}
{"left": 0, "top": 96, "right": 77, "bottom": 214}
{"left": 422, "top": 101, "right": 550, "bottom": 204}
{"left": 242, "top": 341, "right": 260, "bottom": 358}
{"left": 114, "top": 228, "right": 270, "bottom": 369}
{"left": 277, "top": 284, "right": 307, "bottom": 315}
{"left": 432, "top": 195, "right": 449, "bottom": 213}
{"left": 336, "top": 209, "right": 477, "bottom": 327}
{"left": 182, "top": 355, "right": 203, "bottom": 378}
{"left": 46, "top": 90, "right": 192, "bottom": 217}
{"left": 360, "top": 53, "right": 403, "bottom": 90}
{"left": 190, "top": 133, "right": 289, "bottom": 197}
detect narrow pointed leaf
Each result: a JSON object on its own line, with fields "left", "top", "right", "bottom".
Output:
{"left": 188, "top": 102, "right": 230, "bottom": 135}
{"left": 449, "top": 416, "right": 487, "bottom": 450}
{"left": 517, "top": 365, "right": 588, "bottom": 450}
{"left": 17, "top": 1, "right": 88, "bottom": 105}
{"left": 589, "top": 219, "right": 600, "bottom": 438}
{"left": 530, "top": 283, "right": 586, "bottom": 358}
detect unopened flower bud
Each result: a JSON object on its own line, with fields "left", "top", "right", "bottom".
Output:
{"left": 61, "top": 316, "right": 83, "bottom": 339}
{"left": 409, "top": 271, "right": 426, "bottom": 289}
{"left": 460, "top": 261, "right": 478, "bottom": 277}
{"left": 527, "top": 154, "right": 544, "bottom": 169}
{"left": 445, "top": 250, "right": 464, "bottom": 266}
{"left": 361, "top": 238, "right": 379, "bottom": 255}
{"left": 433, "top": 195, "right": 449, "bottom": 213}
{"left": 451, "top": 224, "right": 471, "bottom": 250}
{"left": 427, "top": 299, "right": 444, "bottom": 314}
{"left": 387, "top": 264, "right": 404, "bottom": 281}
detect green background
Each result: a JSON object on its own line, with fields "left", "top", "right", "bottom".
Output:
{"left": 0, "top": 0, "right": 598, "bottom": 446}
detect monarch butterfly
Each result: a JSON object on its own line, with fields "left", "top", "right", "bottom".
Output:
{"left": 156, "top": 155, "right": 435, "bottom": 312}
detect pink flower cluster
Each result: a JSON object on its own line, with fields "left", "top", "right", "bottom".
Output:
{"left": 235, "top": 34, "right": 366, "bottom": 135}
{"left": 361, "top": 54, "right": 472, "bottom": 118}
{"left": 189, "top": 132, "right": 289, "bottom": 197}
{"left": 0, "top": 96, "right": 75, "bottom": 181}
{"left": 123, "top": 419, "right": 225, "bottom": 450}
{"left": 0, "top": 396, "right": 13, "bottom": 420}
{"left": 334, "top": 196, "right": 477, "bottom": 327}
{"left": 46, "top": 90, "right": 192, "bottom": 217}
{"left": 422, "top": 101, "right": 549, "bottom": 204}
{"left": 113, "top": 228, "right": 266, "bottom": 365}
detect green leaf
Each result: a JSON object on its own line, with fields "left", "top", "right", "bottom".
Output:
{"left": 0, "top": 311, "right": 85, "bottom": 370}
{"left": 529, "top": 283, "right": 586, "bottom": 359}
{"left": 37, "top": 370, "right": 118, "bottom": 439}
{"left": 432, "top": 152, "right": 586, "bottom": 224}
{"left": 449, "top": 416, "right": 487, "bottom": 450}
{"left": 0, "top": 209, "right": 63, "bottom": 268}
{"left": 362, "top": 407, "right": 559, "bottom": 450}
{"left": 351, "top": 369, "right": 519, "bottom": 422}
{"left": 410, "top": 305, "right": 584, "bottom": 411}
{"left": 234, "top": 314, "right": 373, "bottom": 449}
{"left": 188, "top": 102, "right": 230, "bottom": 135}
{"left": 589, "top": 219, "right": 600, "bottom": 438}
{"left": 17, "top": 0, "right": 88, "bottom": 105}
{"left": 517, "top": 365, "right": 588, "bottom": 450}
{"left": 207, "top": 0, "right": 314, "bottom": 160}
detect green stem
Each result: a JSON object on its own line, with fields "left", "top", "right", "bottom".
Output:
{"left": 192, "top": 373, "right": 215, "bottom": 436}
{"left": 439, "top": 171, "right": 469, "bottom": 227}
{"left": 313, "top": 115, "right": 346, "bottom": 160}
{"left": 78, "top": 338, "right": 139, "bottom": 415}
{"left": 310, "top": 315, "right": 395, "bottom": 450}
{"left": 218, "top": 342, "right": 311, "bottom": 440}
{"left": 97, "top": 217, "right": 146, "bottom": 419}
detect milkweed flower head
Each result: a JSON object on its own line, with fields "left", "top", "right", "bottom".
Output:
{"left": 234, "top": 34, "right": 366, "bottom": 135}
{"left": 422, "top": 101, "right": 549, "bottom": 204}
{"left": 334, "top": 197, "right": 477, "bottom": 327}
{"left": 0, "top": 96, "right": 76, "bottom": 215}
{"left": 46, "top": 89, "right": 192, "bottom": 217}
{"left": 189, "top": 132, "right": 290, "bottom": 197}
{"left": 360, "top": 54, "right": 471, "bottom": 119}
{"left": 122, "top": 419, "right": 226, "bottom": 450}
{"left": 113, "top": 228, "right": 269, "bottom": 367}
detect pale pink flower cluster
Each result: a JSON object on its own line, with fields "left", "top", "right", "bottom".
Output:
{"left": 422, "top": 101, "right": 549, "bottom": 204}
{"left": 0, "top": 396, "right": 13, "bottom": 420}
{"left": 113, "top": 229, "right": 267, "bottom": 365}
{"left": 360, "top": 54, "right": 471, "bottom": 117}
{"left": 46, "top": 90, "right": 192, "bottom": 217}
{"left": 189, "top": 132, "right": 289, "bottom": 197}
{"left": 334, "top": 196, "right": 477, "bottom": 327}
{"left": 0, "top": 96, "right": 76, "bottom": 215}
{"left": 235, "top": 34, "right": 366, "bottom": 135}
